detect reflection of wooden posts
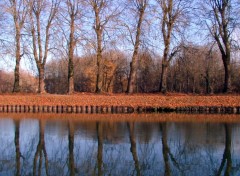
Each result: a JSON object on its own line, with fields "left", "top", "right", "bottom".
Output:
{"left": 216, "top": 124, "right": 232, "bottom": 176}
{"left": 68, "top": 120, "right": 75, "bottom": 176}
{"left": 97, "top": 122, "right": 103, "bottom": 176}
{"left": 14, "top": 120, "right": 21, "bottom": 176}
{"left": 33, "top": 120, "right": 49, "bottom": 176}
{"left": 127, "top": 122, "right": 140, "bottom": 176}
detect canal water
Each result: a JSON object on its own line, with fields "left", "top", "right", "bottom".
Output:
{"left": 0, "top": 113, "right": 240, "bottom": 176}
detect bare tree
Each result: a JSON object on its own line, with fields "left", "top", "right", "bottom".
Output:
{"left": 90, "top": 0, "right": 106, "bottom": 93}
{"left": 29, "top": 0, "right": 60, "bottom": 93}
{"left": 65, "top": 0, "right": 82, "bottom": 94}
{"left": 87, "top": 0, "right": 120, "bottom": 93}
{"left": 127, "top": 0, "right": 148, "bottom": 93}
{"left": 203, "top": 0, "right": 239, "bottom": 93}
{"left": 156, "top": 0, "right": 189, "bottom": 93}
{"left": 4, "top": 0, "right": 28, "bottom": 92}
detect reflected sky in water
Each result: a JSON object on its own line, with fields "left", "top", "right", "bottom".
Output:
{"left": 0, "top": 114, "right": 240, "bottom": 176}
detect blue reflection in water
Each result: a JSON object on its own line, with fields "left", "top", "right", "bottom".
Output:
{"left": 0, "top": 116, "right": 240, "bottom": 176}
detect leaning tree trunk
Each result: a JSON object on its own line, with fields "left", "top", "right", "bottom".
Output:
{"left": 127, "top": 59, "right": 138, "bottom": 93}
{"left": 127, "top": 3, "right": 146, "bottom": 94}
{"left": 38, "top": 65, "right": 46, "bottom": 94}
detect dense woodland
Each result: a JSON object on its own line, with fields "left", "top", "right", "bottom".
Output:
{"left": 0, "top": 0, "right": 239, "bottom": 94}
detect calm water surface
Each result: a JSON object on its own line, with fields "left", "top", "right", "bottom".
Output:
{"left": 0, "top": 114, "right": 240, "bottom": 176}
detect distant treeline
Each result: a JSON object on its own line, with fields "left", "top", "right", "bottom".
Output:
{"left": 1, "top": 45, "right": 240, "bottom": 94}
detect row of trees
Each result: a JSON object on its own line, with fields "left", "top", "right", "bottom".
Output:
{"left": 0, "top": 0, "right": 239, "bottom": 94}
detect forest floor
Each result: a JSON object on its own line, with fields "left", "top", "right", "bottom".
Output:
{"left": 0, "top": 93, "right": 240, "bottom": 108}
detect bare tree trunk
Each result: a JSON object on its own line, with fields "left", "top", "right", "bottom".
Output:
{"left": 10, "top": 0, "right": 27, "bottom": 93}
{"left": 67, "top": 0, "right": 79, "bottom": 94}
{"left": 95, "top": 27, "right": 103, "bottom": 93}
{"left": 68, "top": 29, "right": 75, "bottom": 94}
{"left": 29, "top": 0, "right": 59, "bottom": 94}
{"left": 92, "top": 2, "right": 104, "bottom": 93}
{"left": 90, "top": 0, "right": 119, "bottom": 93}
{"left": 209, "top": 0, "right": 233, "bottom": 93}
{"left": 127, "top": 1, "right": 147, "bottom": 94}
{"left": 38, "top": 65, "right": 46, "bottom": 94}
{"left": 157, "top": 0, "right": 183, "bottom": 93}
{"left": 13, "top": 29, "right": 21, "bottom": 93}
{"left": 223, "top": 59, "right": 231, "bottom": 93}
{"left": 159, "top": 63, "right": 168, "bottom": 93}
{"left": 158, "top": 0, "right": 174, "bottom": 93}
{"left": 13, "top": 57, "right": 21, "bottom": 93}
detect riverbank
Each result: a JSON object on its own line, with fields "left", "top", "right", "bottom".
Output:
{"left": 0, "top": 93, "right": 240, "bottom": 107}
{"left": 0, "top": 93, "right": 240, "bottom": 114}
{"left": 1, "top": 113, "right": 240, "bottom": 122}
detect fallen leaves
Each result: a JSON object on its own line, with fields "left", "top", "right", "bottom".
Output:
{"left": 0, "top": 93, "right": 240, "bottom": 108}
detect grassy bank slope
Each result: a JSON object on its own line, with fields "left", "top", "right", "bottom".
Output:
{"left": 0, "top": 93, "right": 240, "bottom": 108}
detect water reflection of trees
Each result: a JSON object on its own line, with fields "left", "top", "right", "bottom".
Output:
{"left": 160, "top": 123, "right": 182, "bottom": 176}
{"left": 33, "top": 120, "right": 49, "bottom": 176}
{"left": 128, "top": 122, "right": 140, "bottom": 176}
{"left": 68, "top": 120, "right": 75, "bottom": 176}
{"left": 216, "top": 124, "right": 232, "bottom": 176}
{"left": 2, "top": 118, "right": 240, "bottom": 175}
{"left": 96, "top": 122, "right": 103, "bottom": 176}
{"left": 167, "top": 123, "right": 237, "bottom": 176}
{"left": 14, "top": 120, "right": 21, "bottom": 176}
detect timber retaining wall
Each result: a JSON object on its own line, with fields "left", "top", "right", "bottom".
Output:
{"left": 0, "top": 105, "right": 240, "bottom": 114}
